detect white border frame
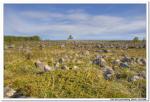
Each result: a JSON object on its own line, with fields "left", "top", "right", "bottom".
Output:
{"left": 1, "top": 0, "right": 149, "bottom": 101}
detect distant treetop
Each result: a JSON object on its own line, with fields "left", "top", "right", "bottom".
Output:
{"left": 132, "top": 36, "right": 139, "bottom": 42}
{"left": 67, "top": 35, "right": 74, "bottom": 40}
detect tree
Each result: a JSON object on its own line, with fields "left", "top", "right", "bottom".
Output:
{"left": 132, "top": 36, "right": 139, "bottom": 42}
{"left": 68, "top": 35, "right": 73, "bottom": 40}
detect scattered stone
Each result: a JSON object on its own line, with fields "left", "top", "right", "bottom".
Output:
{"left": 44, "top": 65, "right": 52, "bottom": 72}
{"left": 138, "top": 71, "right": 146, "bottom": 79}
{"left": 112, "top": 59, "right": 121, "bottom": 65}
{"left": 103, "top": 67, "right": 114, "bottom": 80}
{"left": 103, "top": 49, "right": 111, "bottom": 53}
{"left": 73, "top": 65, "right": 78, "bottom": 70}
{"left": 59, "top": 58, "right": 65, "bottom": 64}
{"left": 93, "top": 57, "right": 107, "bottom": 67}
{"left": 35, "top": 60, "right": 44, "bottom": 70}
{"left": 120, "top": 62, "right": 129, "bottom": 68}
{"left": 60, "top": 44, "right": 65, "bottom": 48}
{"left": 130, "top": 75, "right": 141, "bottom": 82}
{"left": 140, "top": 58, "right": 146, "bottom": 65}
{"left": 121, "top": 56, "right": 131, "bottom": 63}
{"left": 61, "top": 65, "right": 69, "bottom": 70}
{"left": 8, "top": 44, "right": 15, "bottom": 49}
{"left": 4, "top": 86, "right": 16, "bottom": 98}
{"left": 35, "top": 60, "right": 52, "bottom": 72}
{"left": 85, "top": 51, "right": 90, "bottom": 56}
{"left": 54, "top": 62, "right": 60, "bottom": 69}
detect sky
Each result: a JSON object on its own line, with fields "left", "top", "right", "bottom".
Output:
{"left": 4, "top": 4, "right": 146, "bottom": 40}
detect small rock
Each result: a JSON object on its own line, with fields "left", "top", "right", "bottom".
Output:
{"left": 59, "top": 58, "right": 65, "bottom": 64}
{"left": 61, "top": 65, "right": 69, "bottom": 70}
{"left": 4, "top": 86, "right": 16, "bottom": 98}
{"left": 35, "top": 60, "right": 44, "bottom": 70}
{"left": 120, "top": 62, "right": 129, "bottom": 68}
{"left": 138, "top": 71, "right": 146, "bottom": 79}
{"left": 121, "top": 56, "right": 131, "bottom": 63}
{"left": 103, "top": 49, "right": 111, "bottom": 53}
{"left": 44, "top": 65, "right": 52, "bottom": 72}
{"left": 8, "top": 44, "right": 15, "bottom": 49}
{"left": 60, "top": 44, "right": 65, "bottom": 48}
{"left": 112, "top": 59, "right": 121, "bottom": 65}
{"left": 103, "top": 67, "right": 114, "bottom": 80}
{"left": 73, "top": 66, "right": 78, "bottom": 70}
{"left": 54, "top": 62, "right": 59, "bottom": 69}
{"left": 130, "top": 75, "right": 141, "bottom": 82}
{"left": 85, "top": 51, "right": 90, "bottom": 56}
{"left": 93, "top": 58, "right": 107, "bottom": 67}
{"left": 140, "top": 58, "right": 146, "bottom": 65}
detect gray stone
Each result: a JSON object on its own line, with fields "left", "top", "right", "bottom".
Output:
{"left": 93, "top": 58, "right": 107, "bottom": 67}
{"left": 120, "top": 62, "right": 129, "bottom": 68}
{"left": 121, "top": 56, "right": 131, "bottom": 63}
{"left": 103, "top": 67, "right": 114, "bottom": 80}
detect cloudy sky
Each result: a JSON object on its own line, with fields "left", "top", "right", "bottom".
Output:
{"left": 4, "top": 4, "right": 146, "bottom": 40}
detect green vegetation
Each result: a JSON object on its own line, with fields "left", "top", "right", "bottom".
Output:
{"left": 4, "top": 40, "right": 146, "bottom": 98}
{"left": 4, "top": 36, "right": 40, "bottom": 43}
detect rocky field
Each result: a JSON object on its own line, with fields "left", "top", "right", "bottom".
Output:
{"left": 4, "top": 40, "right": 146, "bottom": 98}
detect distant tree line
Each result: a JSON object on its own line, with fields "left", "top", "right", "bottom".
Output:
{"left": 132, "top": 36, "right": 146, "bottom": 42}
{"left": 4, "top": 35, "right": 41, "bottom": 42}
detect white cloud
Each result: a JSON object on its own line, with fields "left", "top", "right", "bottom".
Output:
{"left": 4, "top": 9, "right": 146, "bottom": 39}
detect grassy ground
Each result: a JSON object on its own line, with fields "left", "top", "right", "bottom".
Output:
{"left": 4, "top": 41, "right": 146, "bottom": 98}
